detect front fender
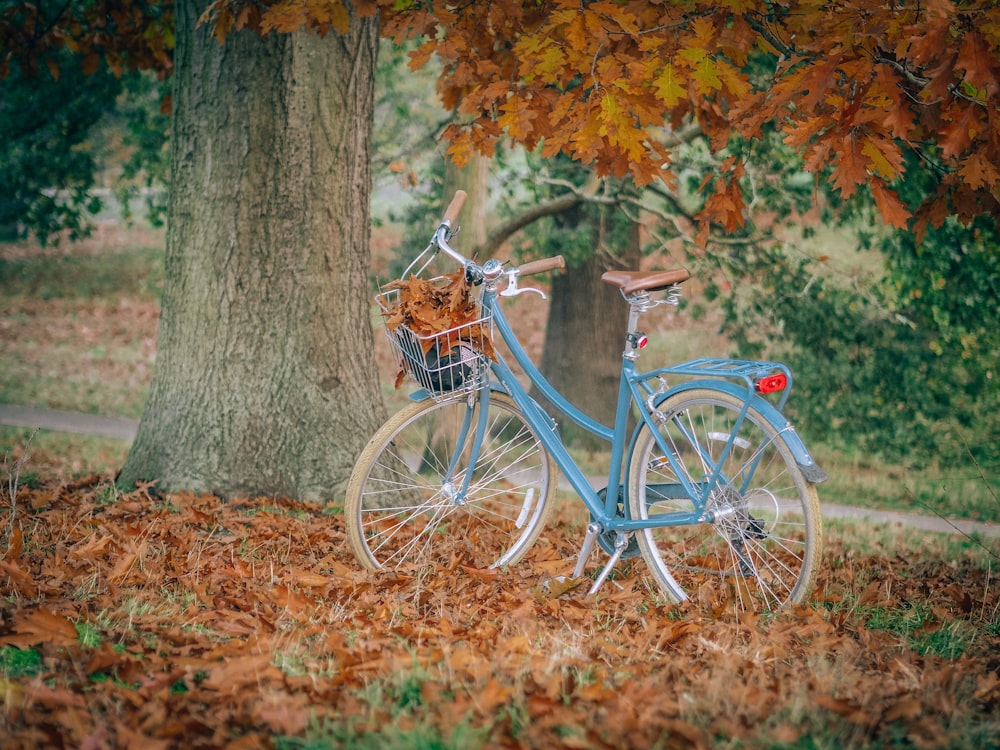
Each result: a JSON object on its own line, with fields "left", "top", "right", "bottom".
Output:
{"left": 629, "top": 379, "right": 827, "bottom": 484}
{"left": 407, "top": 381, "right": 511, "bottom": 403}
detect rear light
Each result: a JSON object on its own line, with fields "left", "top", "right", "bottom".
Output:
{"left": 755, "top": 373, "right": 787, "bottom": 394}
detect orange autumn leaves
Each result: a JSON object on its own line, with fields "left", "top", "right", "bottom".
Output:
{"left": 380, "top": 0, "right": 1000, "bottom": 237}
{"left": 16, "top": 1, "right": 1000, "bottom": 236}
{"left": 205, "top": 0, "right": 1000, "bottom": 237}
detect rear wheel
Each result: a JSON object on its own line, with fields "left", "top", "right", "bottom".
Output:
{"left": 345, "top": 391, "right": 556, "bottom": 571}
{"left": 627, "top": 388, "right": 822, "bottom": 612}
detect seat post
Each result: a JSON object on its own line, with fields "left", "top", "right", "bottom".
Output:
{"left": 623, "top": 293, "right": 650, "bottom": 361}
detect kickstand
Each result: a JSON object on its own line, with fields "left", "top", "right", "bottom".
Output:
{"left": 572, "top": 523, "right": 601, "bottom": 580}
{"left": 588, "top": 532, "right": 630, "bottom": 595}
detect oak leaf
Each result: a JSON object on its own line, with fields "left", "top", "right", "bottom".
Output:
{"left": 1, "top": 607, "right": 78, "bottom": 648}
{"left": 654, "top": 63, "right": 686, "bottom": 107}
{"left": 956, "top": 31, "right": 994, "bottom": 91}
{"left": 958, "top": 152, "right": 1000, "bottom": 191}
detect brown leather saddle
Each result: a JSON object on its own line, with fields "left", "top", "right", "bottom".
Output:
{"left": 600, "top": 269, "right": 690, "bottom": 295}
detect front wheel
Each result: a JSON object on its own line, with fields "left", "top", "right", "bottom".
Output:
{"left": 345, "top": 391, "right": 556, "bottom": 571}
{"left": 627, "top": 388, "right": 822, "bottom": 612}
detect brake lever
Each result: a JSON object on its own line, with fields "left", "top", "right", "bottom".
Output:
{"left": 499, "top": 269, "right": 547, "bottom": 299}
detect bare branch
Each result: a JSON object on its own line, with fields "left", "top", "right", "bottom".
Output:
{"left": 473, "top": 192, "right": 585, "bottom": 259}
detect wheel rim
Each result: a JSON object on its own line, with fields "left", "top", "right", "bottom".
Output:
{"left": 354, "top": 395, "right": 552, "bottom": 570}
{"left": 631, "top": 392, "right": 819, "bottom": 612}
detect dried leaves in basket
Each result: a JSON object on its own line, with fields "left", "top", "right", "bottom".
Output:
{"left": 381, "top": 270, "right": 497, "bottom": 388}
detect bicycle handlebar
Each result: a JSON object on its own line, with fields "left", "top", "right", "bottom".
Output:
{"left": 441, "top": 189, "right": 467, "bottom": 226}
{"left": 517, "top": 255, "right": 566, "bottom": 276}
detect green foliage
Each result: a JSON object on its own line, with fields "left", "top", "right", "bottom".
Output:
{"left": 701, "top": 144, "right": 999, "bottom": 468}
{"left": 727, "top": 248, "right": 999, "bottom": 466}
{"left": 0, "top": 43, "right": 169, "bottom": 244}
{"left": 0, "top": 50, "right": 121, "bottom": 244}
{"left": 113, "top": 73, "right": 170, "bottom": 227}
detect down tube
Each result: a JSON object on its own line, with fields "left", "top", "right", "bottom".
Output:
{"left": 491, "top": 303, "right": 613, "bottom": 443}
{"left": 487, "top": 356, "right": 607, "bottom": 518}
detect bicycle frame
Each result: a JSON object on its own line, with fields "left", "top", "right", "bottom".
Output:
{"left": 484, "top": 289, "right": 710, "bottom": 534}
{"left": 408, "top": 223, "right": 827, "bottom": 540}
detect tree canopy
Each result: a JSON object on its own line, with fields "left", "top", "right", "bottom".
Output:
{"left": 308, "top": 0, "right": 1000, "bottom": 241}
{"left": 5, "top": 1, "right": 999, "bottom": 240}
{"left": 374, "top": 0, "right": 1000, "bottom": 241}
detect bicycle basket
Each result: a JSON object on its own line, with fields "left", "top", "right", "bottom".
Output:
{"left": 376, "top": 282, "right": 494, "bottom": 399}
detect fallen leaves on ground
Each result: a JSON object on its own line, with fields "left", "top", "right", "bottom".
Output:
{"left": 0, "top": 475, "right": 998, "bottom": 748}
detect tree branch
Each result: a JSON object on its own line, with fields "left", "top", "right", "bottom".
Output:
{"left": 472, "top": 191, "right": 585, "bottom": 259}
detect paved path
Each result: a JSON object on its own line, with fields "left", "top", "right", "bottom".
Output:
{"left": 2, "top": 404, "right": 998, "bottom": 540}
{"left": 0, "top": 405, "right": 138, "bottom": 441}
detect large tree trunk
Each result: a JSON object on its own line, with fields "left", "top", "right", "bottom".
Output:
{"left": 533, "top": 220, "right": 642, "bottom": 449}
{"left": 118, "top": 0, "right": 384, "bottom": 500}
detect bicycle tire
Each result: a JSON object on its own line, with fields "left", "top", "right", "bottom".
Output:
{"left": 627, "top": 388, "right": 822, "bottom": 612}
{"left": 345, "top": 391, "right": 556, "bottom": 571}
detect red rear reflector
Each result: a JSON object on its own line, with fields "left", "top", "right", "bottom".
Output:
{"left": 755, "top": 373, "right": 787, "bottom": 394}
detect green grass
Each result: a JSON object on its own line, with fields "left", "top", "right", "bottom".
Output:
{"left": 0, "top": 246, "right": 164, "bottom": 301}
{"left": 823, "top": 515, "right": 999, "bottom": 565}
{"left": 815, "top": 445, "right": 1000, "bottom": 524}
{"left": 0, "top": 362, "right": 151, "bottom": 419}
{"left": 1, "top": 243, "right": 161, "bottom": 419}
{"left": 0, "top": 646, "right": 44, "bottom": 678}
{"left": 1, "top": 426, "right": 130, "bottom": 480}
{"left": 275, "top": 669, "right": 489, "bottom": 750}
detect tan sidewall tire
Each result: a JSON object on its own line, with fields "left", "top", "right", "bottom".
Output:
{"left": 627, "top": 388, "right": 823, "bottom": 609}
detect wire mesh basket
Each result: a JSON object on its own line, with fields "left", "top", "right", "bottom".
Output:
{"left": 376, "top": 288, "right": 494, "bottom": 399}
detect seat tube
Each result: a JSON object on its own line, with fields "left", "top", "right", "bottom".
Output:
{"left": 602, "top": 299, "right": 646, "bottom": 517}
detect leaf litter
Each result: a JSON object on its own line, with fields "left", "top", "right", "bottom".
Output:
{"left": 0, "top": 475, "right": 997, "bottom": 748}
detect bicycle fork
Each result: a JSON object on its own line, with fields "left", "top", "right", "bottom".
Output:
{"left": 438, "top": 389, "right": 490, "bottom": 505}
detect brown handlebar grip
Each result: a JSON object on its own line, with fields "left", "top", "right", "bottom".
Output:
{"left": 518, "top": 255, "right": 566, "bottom": 277}
{"left": 442, "top": 190, "right": 467, "bottom": 225}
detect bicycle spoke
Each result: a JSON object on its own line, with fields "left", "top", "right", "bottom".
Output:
{"left": 346, "top": 393, "right": 555, "bottom": 570}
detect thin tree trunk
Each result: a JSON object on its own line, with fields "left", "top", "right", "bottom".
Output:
{"left": 443, "top": 152, "right": 489, "bottom": 257}
{"left": 533, "top": 220, "right": 642, "bottom": 449}
{"left": 118, "top": 0, "right": 384, "bottom": 500}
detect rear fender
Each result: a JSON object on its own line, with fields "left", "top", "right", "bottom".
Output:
{"left": 628, "top": 379, "right": 827, "bottom": 484}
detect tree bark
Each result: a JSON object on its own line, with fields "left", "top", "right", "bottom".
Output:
{"left": 533, "top": 219, "right": 642, "bottom": 449}
{"left": 118, "top": 0, "right": 384, "bottom": 500}
{"left": 443, "top": 152, "right": 489, "bottom": 257}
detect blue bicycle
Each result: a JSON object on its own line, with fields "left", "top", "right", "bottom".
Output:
{"left": 346, "top": 191, "right": 826, "bottom": 612}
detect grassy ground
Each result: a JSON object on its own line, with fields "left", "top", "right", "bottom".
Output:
{"left": 0, "top": 473, "right": 997, "bottom": 748}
